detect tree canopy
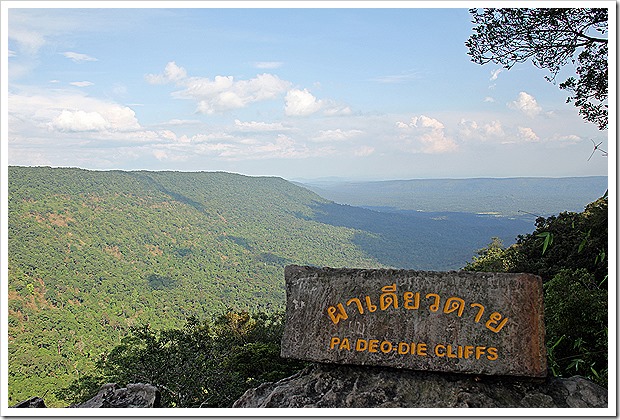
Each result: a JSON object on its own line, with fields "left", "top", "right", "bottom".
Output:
{"left": 466, "top": 8, "right": 608, "bottom": 130}
{"left": 464, "top": 194, "right": 608, "bottom": 386}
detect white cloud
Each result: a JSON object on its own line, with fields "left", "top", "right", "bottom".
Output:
{"left": 164, "top": 118, "right": 202, "bottom": 126}
{"left": 311, "top": 128, "right": 364, "bottom": 142}
{"left": 178, "top": 73, "right": 290, "bottom": 114}
{"left": 50, "top": 110, "right": 109, "bottom": 132}
{"left": 508, "top": 92, "right": 542, "bottom": 117}
{"left": 517, "top": 126, "right": 540, "bottom": 142}
{"left": 459, "top": 119, "right": 504, "bottom": 141}
{"left": 323, "top": 105, "right": 353, "bottom": 116}
{"left": 396, "top": 115, "right": 458, "bottom": 154}
{"left": 284, "top": 88, "right": 323, "bottom": 116}
{"left": 48, "top": 105, "right": 140, "bottom": 133}
{"left": 234, "top": 119, "right": 287, "bottom": 131}
{"left": 62, "top": 51, "right": 98, "bottom": 63}
{"left": 145, "top": 61, "right": 188, "bottom": 84}
{"left": 483, "top": 96, "right": 495, "bottom": 103}
{"left": 253, "top": 61, "right": 283, "bottom": 69}
{"left": 9, "top": 89, "right": 141, "bottom": 136}
{"left": 69, "top": 81, "right": 94, "bottom": 87}
{"left": 490, "top": 68, "right": 502, "bottom": 81}
{"left": 9, "top": 27, "right": 46, "bottom": 55}
{"left": 145, "top": 62, "right": 349, "bottom": 117}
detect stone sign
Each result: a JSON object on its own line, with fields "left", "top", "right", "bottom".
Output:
{"left": 281, "top": 265, "right": 547, "bottom": 378}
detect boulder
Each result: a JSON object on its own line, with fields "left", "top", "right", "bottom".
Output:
{"left": 11, "top": 396, "right": 47, "bottom": 408}
{"left": 71, "top": 383, "right": 160, "bottom": 408}
{"left": 232, "top": 363, "right": 608, "bottom": 408}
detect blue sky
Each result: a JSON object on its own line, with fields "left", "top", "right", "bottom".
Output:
{"left": 3, "top": 2, "right": 611, "bottom": 180}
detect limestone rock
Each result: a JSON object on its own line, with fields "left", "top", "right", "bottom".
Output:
{"left": 71, "top": 383, "right": 160, "bottom": 408}
{"left": 232, "top": 363, "right": 608, "bottom": 408}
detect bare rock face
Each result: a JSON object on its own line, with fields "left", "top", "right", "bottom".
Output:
{"left": 232, "top": 363, "right": 608, "bottom": 408}
{"left": 71, "top": 383, "right": 160, "bottom": 408}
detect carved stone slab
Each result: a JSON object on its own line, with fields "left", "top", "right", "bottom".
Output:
{"left": 281, "top": 265, "right": 546, "bottom": 377}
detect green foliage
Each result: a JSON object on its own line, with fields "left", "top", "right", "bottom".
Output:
{"left": 544, "top": 269, "right": 607, "bottom": 385}
{"left": 466, "top": 8, "right": 608, "bottom": 130}
{"left": 463, "top": 195, "right": 608, "bottom": 386}
{"left": 8, "top": 166, "right": 381, "bottom": 406}
{"left": 56, "top": 311, "right": 308, "bottom": 408}
{"left": 463, "top": 237, "right": 512, "bottom": 272}
{"left": 510, "top": 196, "right": 608, "bottom": 285}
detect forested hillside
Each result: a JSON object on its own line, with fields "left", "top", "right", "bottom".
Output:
{"left": 8, "top": 166, "right": 531, "bottom": 405}
{"left": 7, "top": 167, "right": 379, "bottom": 406}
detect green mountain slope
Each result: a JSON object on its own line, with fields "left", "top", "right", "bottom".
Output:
{"left": 7, "top": 166, "right": 540, "bottom": 406}
{"left": 7, "top": 167, "right": 382, "bottom": 406}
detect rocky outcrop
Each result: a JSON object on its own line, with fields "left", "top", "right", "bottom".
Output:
{"left": 12, "top": 383, "right": 160, "bottom": 409}
{"left": 71, "top": 383, "right": 160, "bottom": 408}
{"left": 232, "top": 363, "right": 608, "bottom": 408}
{"left": 11, "top": 396, "right": 47, "bottom": 408}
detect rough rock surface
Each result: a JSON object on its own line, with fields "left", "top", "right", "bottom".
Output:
{"left": 71, "top": 383, "right": 160, "bottom": 408}
{"left": 232, "top": 363, "right": 608, "bottom": 408}
{"left": 11, "top": 396, "right": 47, "bottom": 408}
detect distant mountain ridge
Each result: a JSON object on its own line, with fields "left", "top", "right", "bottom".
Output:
{"left": 298, "top": 176, "right": 608, "bottom": 217}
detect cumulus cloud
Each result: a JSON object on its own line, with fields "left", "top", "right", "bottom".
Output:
{"left": 193, "top": 73, "right": 290, "bottom": 114}
{"left": 509, "top": 92, "right": 542, "bottom": 117}
{"left": 146, "top": 62, "right": 292, "bottom": 114}
{"left": 50, "top": 110, "right": 109, "bottom": 132}
{"left": 145, "top": 61, "right": 188, "bottom": 84}
{"left": 311, "top": 128, "right": 364, "bottom": 142}
{"left": 517, "top": 126, "right": 540, "bottom": 142}
{"left": 396, "top": 115, "right": 458, "bottom": 153}
{"left": 284, "top": 88, "right": 323, "bottom": 116}
{"left": 459, "top": 119, "right": 504, "bottom": 141}
{"left": 145, "top": 62, "right": 350, "bottom": 117}
{"left": 62, "top": 51, "right": 98, "bottom": 63}
{"left": 9, "top": 89, "right": 141, "bottom": 136}
{"left": 49, "top": 105, "right": 140, "bottom": 133}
